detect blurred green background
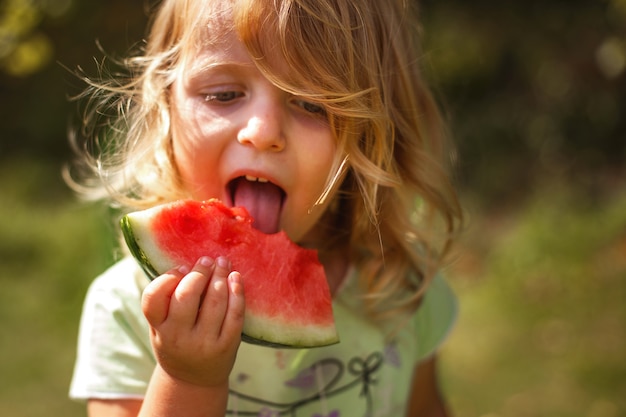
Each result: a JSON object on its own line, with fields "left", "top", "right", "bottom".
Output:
{"left": 0, "top": 0, "right": 624, "bottom": 416}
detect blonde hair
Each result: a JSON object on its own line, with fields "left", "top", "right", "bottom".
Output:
{"left": 67, "top": 0, "right": 463, "bottom": 326}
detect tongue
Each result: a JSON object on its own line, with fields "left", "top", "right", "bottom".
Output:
{"left": 233, "top": 179, "right": 284, "bottom": 234}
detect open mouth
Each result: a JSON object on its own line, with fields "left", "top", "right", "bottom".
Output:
{"left": 228, "top": 175, "right": 286, "bottom": 234}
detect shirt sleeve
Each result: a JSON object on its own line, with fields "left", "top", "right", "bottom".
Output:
{"left": 69, "top": 258, "right": 155, "bottom": 401}
{"left": 412, "top": 274, "right": 458, "bottom": 362}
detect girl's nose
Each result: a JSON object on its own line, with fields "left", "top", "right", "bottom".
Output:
{"left": 237, "top": 108, "right": 286, "bottom": 152}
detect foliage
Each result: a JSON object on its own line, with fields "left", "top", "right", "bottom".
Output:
{"left": 420, "top": 0, "right": 626, "bottom": 204}
{"left": 442, "top": 181, "right": 626, "bottom": 417}
{"left": 0, "top": 158, "right": 117, "bottom": 417}
{"left": 0, "top": 0, "right": 149, "bottom": 160}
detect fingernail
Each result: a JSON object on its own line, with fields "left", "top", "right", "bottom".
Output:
{"left": 228, "top": 271, "right": 240, "bottom": 284}
{"left": 178, "top": 265, "right": 191, "bottom": 274}
{"left": 229, "top": 272, "right": 242, "bottom": 294}
{"left": 199, "top": 256, "right": 214, "bottom": 267}
{"left": 217, "top": 256, "right": 230, "bottom": 269}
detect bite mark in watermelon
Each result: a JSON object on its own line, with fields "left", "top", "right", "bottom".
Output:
{"left": 120, "top": 199, "right": 339, "bottom": 348}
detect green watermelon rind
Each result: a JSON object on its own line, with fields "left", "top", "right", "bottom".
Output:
{"left": 120, "top": 215, "right": 159, "bottom": 280}
{"left": 119, "top": 210, "right": 339, "bottom": 349}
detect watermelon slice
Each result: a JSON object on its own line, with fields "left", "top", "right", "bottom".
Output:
{"left": 120, "top": 199, "right": 338, "bottom": 348}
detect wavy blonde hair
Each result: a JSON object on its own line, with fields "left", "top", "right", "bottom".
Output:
{"left": 67, "top": 0, "right": 463, "bottom": 326}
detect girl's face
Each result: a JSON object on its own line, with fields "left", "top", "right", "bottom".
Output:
{"left": 170, "top": 23, "right": 338, "bottom": 245}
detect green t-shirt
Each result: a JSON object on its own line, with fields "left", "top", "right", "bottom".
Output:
{"left": 70, "top": 257, "right": 457, "bottom": 416}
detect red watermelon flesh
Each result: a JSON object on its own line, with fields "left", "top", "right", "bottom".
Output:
{"left": 120, "top": 199, "right": 338, "bottom": 348}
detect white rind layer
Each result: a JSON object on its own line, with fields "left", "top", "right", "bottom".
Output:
{"left": 243, "top": 314, "right": 339, "bottom": 348}
{"left": 126, "top": 208, "right": 180, "bottom": 274}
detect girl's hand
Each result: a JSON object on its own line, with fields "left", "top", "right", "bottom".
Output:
{"left": 141, "top": 256, "right": 245, "bottom": 388}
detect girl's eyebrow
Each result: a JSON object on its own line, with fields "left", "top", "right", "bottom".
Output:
{"left": 185, "top": 59, "right": 256, "bottom": 80}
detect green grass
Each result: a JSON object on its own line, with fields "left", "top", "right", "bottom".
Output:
{"left": 0, "top": 157, "right": 117, "bottom": 417}
{"left": 1, "top": 158, "right": 624, "bottom": 416}
{"left": 441, "top": 182, "right": 626, "bottom": 417}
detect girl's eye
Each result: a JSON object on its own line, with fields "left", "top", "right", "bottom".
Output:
{"left": 294, "top": 99, "right": 327, "bottom": 117}
{"left": 204, "top": 91, "right": 243, "bottom": 102}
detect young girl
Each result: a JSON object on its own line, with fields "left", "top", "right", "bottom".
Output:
{"left": 67, "top": 0, "right": 463, "bottom": 416}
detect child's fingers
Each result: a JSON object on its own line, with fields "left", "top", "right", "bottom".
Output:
{"left": 219, "top": 271, "right": 245, "bottom": 341}
{"left": 141, "top": 266, "right": 187, "bottom": 326}
{"left": 196, "top": 257, "right": 233, "bottom": 338}
{"left": 167, "top": 257, "right": 216, "bottom": 326}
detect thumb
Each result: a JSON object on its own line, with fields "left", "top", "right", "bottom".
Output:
{"left": 141, "top": 266, "right": 187, "bottom": 326}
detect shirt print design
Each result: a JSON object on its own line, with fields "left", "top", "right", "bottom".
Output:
{"left": 226, "top": 348, "right": 396, "bottom": 417}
